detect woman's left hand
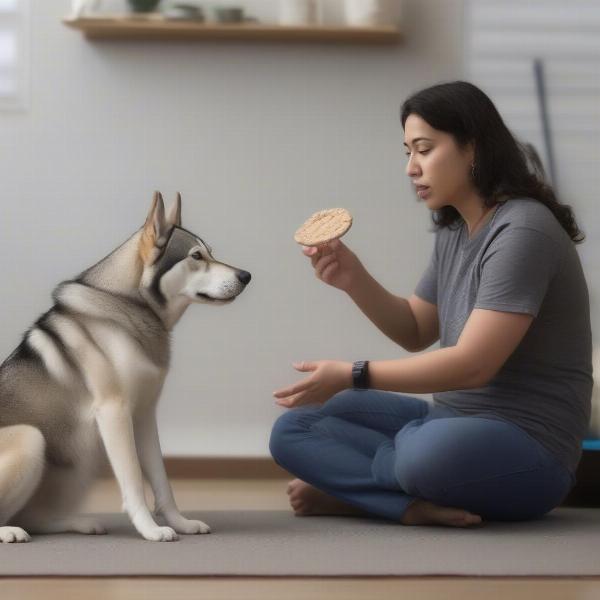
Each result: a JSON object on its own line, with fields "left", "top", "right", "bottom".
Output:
{"left": 273, "top": 360, "right": 353, "bottom": 408}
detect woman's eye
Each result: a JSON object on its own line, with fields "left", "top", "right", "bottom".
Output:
{"left": 191, "top": 251, "right": 203, "bottom": 260}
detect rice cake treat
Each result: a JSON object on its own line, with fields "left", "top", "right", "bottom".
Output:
{"left": 294, "top": 208, "right": 353, "bottom": 247}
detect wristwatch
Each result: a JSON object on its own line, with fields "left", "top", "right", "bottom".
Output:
{"left": 352, "top": 360, "right": 370, "bottom": 389}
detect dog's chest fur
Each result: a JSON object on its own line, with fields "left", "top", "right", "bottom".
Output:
{"left": 84, "top": 319, "right": 168, "bottom": 410}
{"left": 56, "top": 323, "right": 168, "bottom": 472}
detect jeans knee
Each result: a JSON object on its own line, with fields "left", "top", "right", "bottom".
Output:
{"left": 321, "top": 388, "right": 365, "bottom": 416}
{"left": 269, "top": 407, "right": 321, "bottom": 466}
{"left": 269, "top": 412, "right": 294, "bottom": 465}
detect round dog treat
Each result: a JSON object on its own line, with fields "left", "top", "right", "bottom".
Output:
{"left": 294, "top": 208, "right": 353, "bottom": 247}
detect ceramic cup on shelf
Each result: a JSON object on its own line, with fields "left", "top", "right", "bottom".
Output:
{"left": 278, "top": 0, "right": 318, "bottom": 26}
{"left": 343, "top": 0, "right": 384, "bottom": 26}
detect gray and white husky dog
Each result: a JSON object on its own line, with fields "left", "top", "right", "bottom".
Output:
{"left": 0, "top": 192, "right": 251, "bottom": 543}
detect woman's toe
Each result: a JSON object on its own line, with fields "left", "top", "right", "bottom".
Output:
{"left": 294, "top": 504, "right": 308, "bottom": 516}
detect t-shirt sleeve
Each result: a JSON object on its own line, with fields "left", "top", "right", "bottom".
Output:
{"left": 414, "top": 235, "right": 438, "bottom": 305}
{"left": 474, "top": 226, "right": 561, "bottom": 317}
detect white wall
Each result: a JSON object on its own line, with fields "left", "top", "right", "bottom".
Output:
{"left": 10, "top": 0, "right": 593, "bottom": 457}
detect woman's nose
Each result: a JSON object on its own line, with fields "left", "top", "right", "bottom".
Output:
{"left": 406, "top": 155, "right": 421, "bottom": 177}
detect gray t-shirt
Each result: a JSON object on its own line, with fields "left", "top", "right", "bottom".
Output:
{"left": 415, "top": 197, "right": 593, "bottom": 475}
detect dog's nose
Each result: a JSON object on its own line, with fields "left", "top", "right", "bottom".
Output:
{"left": 237, "top": 270, "right": 251, "bottom": 285}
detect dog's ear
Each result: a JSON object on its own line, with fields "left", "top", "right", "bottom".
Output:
{"left": 166, "top": 192, "right": 182, "bottom": 228}
{"left": 140, "top": 191, "right": 171, "bottom": 265}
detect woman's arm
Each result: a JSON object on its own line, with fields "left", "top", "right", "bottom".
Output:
{"left": 274, "top": 347, "right": 480, "bottom": 407}
{"left": 305, "top": 240, "right": 429, "bottom": 352}
{"left": 368, "top": 346, "right": 483, "bottom": 394}
{"left": 347, "top": 271, "right": 420, "bottom": 352}
{"left": 368, "top": 308, "right": 535, "bottom": 393}
{"left": 274, "top": 308, "right": 534, "bottom": 407}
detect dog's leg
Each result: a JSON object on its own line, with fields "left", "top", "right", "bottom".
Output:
{"left": 22, "top": 515, "right": 107, "bottom": 535}
{"left": 95, "top": 401, "right": 178, "bottom": 542}
{"left": 134, "top": 410, "right": 211, "bottom": 534}
{"left": 0, "top": 425, "right": 46, "bottom": 544}
{"left": 15, "top": 463, "right": 107, "bottom": 536}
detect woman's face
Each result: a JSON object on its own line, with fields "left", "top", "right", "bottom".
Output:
{"left": 404, "top": 114, "right": 475, "bottom": 210}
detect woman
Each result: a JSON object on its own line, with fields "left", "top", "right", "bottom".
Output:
{"left": 269, "top": 81, "right": 593, "bottom": 527}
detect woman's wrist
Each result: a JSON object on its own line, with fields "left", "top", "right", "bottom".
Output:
{"left": 340, "top": 361, "right": 354, "bottom": 390}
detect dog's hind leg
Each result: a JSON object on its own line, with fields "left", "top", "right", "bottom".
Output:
{"left": 13, "top": 462, "right": 107, "bottom": 536}
{"left": 0, "top": 425, "right": 46, "bottom": 543}
{"left": 18, "top": 514, "right": 107, "bottom": 535}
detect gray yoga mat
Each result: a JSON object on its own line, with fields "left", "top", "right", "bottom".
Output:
{"left": 1, "top": 508, "right": 598, "bottom": 577}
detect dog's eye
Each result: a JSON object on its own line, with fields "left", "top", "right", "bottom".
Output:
{"left": 191, "top": 251, "right": 203, "bottom": 261}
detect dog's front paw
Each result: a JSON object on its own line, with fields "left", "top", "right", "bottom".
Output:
{"left": 0, "top": 526, "right": 31, "bottom": 543}
{"left": 142, "top": 525, "right": 179, "bottom": 542}
{"left": 169, "top": 516, "right": 211, "bottom": 535}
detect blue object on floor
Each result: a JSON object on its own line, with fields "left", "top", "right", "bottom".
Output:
{"left": 583, "top": 439, "right": 600, "bottom": 451}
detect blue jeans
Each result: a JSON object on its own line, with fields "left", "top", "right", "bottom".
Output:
{"left": 269, "top": 389, "right": 576, "bottom": 523}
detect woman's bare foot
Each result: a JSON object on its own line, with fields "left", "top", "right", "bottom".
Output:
{"left": 286, "top": 479, "right": 367, "bottom": 517}
{"left": 286, "top": 479, "right": 483, "bottom": 527}
{"left": 401, "top": 498, "right": 483, "bottom": 528}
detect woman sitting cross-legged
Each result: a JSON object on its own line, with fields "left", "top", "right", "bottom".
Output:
{"left": 269, "top": 81, "right": 592, "bottom": 527}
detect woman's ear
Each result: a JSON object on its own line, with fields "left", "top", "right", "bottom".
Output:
{"left": 466, "top": 141, "right": 476, "bottom": 167}
{"left": 461, "top": 141, "right": 476, "bottom": 181}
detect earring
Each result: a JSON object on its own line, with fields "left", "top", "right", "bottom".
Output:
{"left": 471, "top": 163, "right": 476, "bottom": 178}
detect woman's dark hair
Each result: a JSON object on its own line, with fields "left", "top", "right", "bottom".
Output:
{"left": 401, "top": 81, "right": 584, "bottom": 243}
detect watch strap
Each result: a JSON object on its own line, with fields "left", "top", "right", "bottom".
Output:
{"left": 352, "top": 360, "right": 370, "bottom": 389}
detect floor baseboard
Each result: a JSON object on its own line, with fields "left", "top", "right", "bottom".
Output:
{"left": 96, "top": 451, "right": 600, "bottom": 508}
{"left": 99, "top": 457, "right": 289, "bottom": 479}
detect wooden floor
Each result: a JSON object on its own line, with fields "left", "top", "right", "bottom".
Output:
{"left": 2, "top": 478, "right": 599, "bottom": 599}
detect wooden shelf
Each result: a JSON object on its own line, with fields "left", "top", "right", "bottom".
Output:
{"left": 62, "top": 15, "right": 401, "bottom": 44}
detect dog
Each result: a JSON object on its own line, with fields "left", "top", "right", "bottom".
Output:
{"left": 0, "top": 192, "right": 251, "bottom": 542}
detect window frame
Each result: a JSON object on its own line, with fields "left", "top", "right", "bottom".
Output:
{"left": 0, "top": 0, "right": 29, "bottom": 111}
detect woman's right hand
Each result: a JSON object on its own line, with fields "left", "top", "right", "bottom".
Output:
{"left": 302, "top": 238, "right": 364, "bottom": 293}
